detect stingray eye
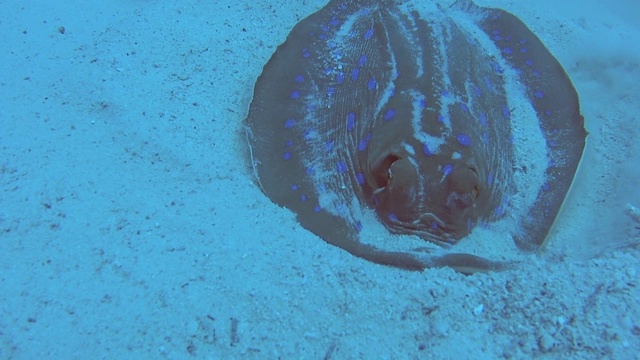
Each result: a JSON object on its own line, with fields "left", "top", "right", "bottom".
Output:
{"left": 372, "top": 153, "right": 401, "bottom": 190}
{"left": 445, "top": 166, "right": 479, "bottom": 211}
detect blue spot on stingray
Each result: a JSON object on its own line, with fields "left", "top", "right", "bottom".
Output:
{"left": 290, "top": 90, "right": 301, "bottom": 99}
{"left": 479, "top": 113, "right": 488, "bottom": 126}
{"left": 347, "top": 112, "right": 356, "bottom": 131}
{"left": 364, "top": 28, "right": 374, "bottom": 39}
{"left": 456, "top": 133, "right": 472, "bottom": 147}
{"left": 545, "top": 109, "right": 553, "bottom": 116}
{"left": 306, "top": 167, "right": 315, "bottom": 175}
{"left": 283, "top": 152, "right": 292, "bottom": 160}
{"left": 384, "top": 108, "right": 396, "bottom": 121}
{"left": 358, "top": 55, "right": 367, "bottom": 66}
{"left": 389, "top": 213, "right": 398, "bottom": 222}
{"left": 442, "top": 163, "right": 453, "bottom": 177}
{"left": 314, "top": 205, "right": 321, "bottom": 213}
{"left": 302, "top": 48, "right": 311, "bottom": 58}
{"left": 502, "top": 105, "right": 511, "bottom": 119}
{"left": 295, "top": 75, "right": 304, "bottom": 83}
{"left": 325, "top": 140, "right": 334, "bottom": 152}
{"left": 291, "top": 184, "right": 299, "bottom": 191}
{"left": 351, "top": 68, "right": 359, "bottom": 81}
{"left": 520, "top": 47, "right": 528, "bottom": 53}
{"left": 495, "top": 198, "right": 510, "bottom": 218}
{"left": 337, "top": 161, "right": 347, "bottom": 173}
{"left": 356, "top": 173, "right": 365, "bottom": 185}
{"left": 422, "top": 143, "right": 433, "bottom": 157}
{"left": 487, "top": 171, "right": 494, "bottom": 186}
{"left": 543, "top": 183, "right": 551, "bottom": 191}
{"left": 368, "top": 78, "right": 377, "bottom": 90}
{"left": 535, "top": 90, "right": 544, "bottom": 99}
{"left": 336, "top": 72, "right": 345, "bottom": 84}
{"left": 420, "top": 98, "right": 427, "bottom": 108}
{"left": 491, "top": 62, "right": 504, "bottom": 74}
{"left": 357, "top": 133, "right": 371, "bottom": 152}
{"left": 460, "top": 103, "right": 469, "bottom": 112}
{"left": 358, "top": 139, "right": 368, "bottom": 151}
{"left": 284, "top": 118, "right": 296, "bottom": 129}
{"left": 437, "top": 114, "right": 445, "bottom": 123}
{"left": 300, "top": 194, "right": 307, "bottom": 202}
{"left": 326, "top": 87, "right": 336, "bottom": 97}
{"left": 525, "top": 59, "right": 534, "bottom": 66}
{"left": 355, "top": 221, "right": 363, "bottom": 232}
{"left": 285, "top": 139, "right": 293, "bottom": 147}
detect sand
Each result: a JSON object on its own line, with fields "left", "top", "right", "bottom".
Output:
{"left": 1, "top": 0, "right": 639, "bottom": 358}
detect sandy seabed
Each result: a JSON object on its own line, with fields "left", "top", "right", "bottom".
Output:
{"left": 1, "top": 0, "right": 639, "bottom": 358}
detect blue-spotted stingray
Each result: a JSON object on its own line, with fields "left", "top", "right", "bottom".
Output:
{"left": 243, "top": 0, "right": 587, "bottom": 272}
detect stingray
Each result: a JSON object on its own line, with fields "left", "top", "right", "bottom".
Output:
{"left": 243, "top": 0, "right": 586, "bottom": 272}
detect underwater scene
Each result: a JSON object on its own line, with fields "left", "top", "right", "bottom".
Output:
{"left": 1, "top": 0, "right": 639, "bottom": 358}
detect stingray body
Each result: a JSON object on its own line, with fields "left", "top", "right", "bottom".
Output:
{"left": 244, "top": 0, "right": 586, "bottom": 271}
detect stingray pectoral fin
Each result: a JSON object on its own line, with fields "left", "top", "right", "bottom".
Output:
{"left": 461, "top": 2, "right": 587, "bottom": 250}
{"left": 337, "top": 242, "right": 429, "bottom": 270}
{"left": 297, "top": 204, "right": 509, "bottom": 272}
{"left": 428, "top": 253, "right": 515, "bottom": 274}
{"left": 343, "top": 241, "right": 513, "bottom": 273}
{"left": 326, "top": 236, "right": 513, "bottom": 273}
{"left": 301, "top": 209, "right": 509, "bottom": 272}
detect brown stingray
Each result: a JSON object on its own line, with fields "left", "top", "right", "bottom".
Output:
{"left": 243, "top": 0, "right": 586, "bottom": 272}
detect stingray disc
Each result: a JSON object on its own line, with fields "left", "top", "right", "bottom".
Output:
{"left": 244, "top": 0, "right": 586, "bottom": 272}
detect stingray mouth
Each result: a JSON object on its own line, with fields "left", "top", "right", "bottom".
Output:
{"left": 383, "top": 211, "right": 460, "bottom": 247}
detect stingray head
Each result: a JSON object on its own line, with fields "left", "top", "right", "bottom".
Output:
{"left": 367, "top": 149, "right": 484, "bottom": 246}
